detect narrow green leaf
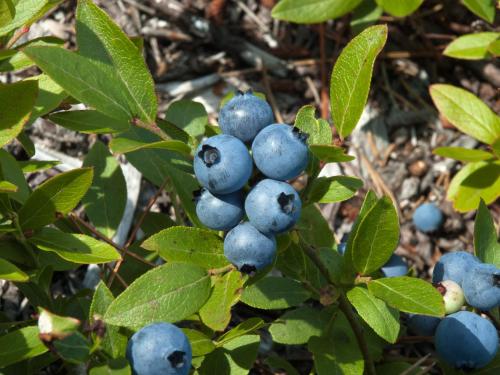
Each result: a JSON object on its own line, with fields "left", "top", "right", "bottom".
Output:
{"left": 294, "top": 105, "right": 332, "bottom": 145}
{"left": 37, "top": 308, "right": 80, "bottom": 340}
{"left": 83, "top": 141, "right": 127, "bottom": 239}
{"left": 297, "top": 205, "right": 334, "bottom": 248}
{"left": 0, "top": 326, "right": 47, "bottom": 368}
{"left": 0, "top": 149, "right": 30, "bottom": 203}
{"left": 474, "top": 200, "right": 500, "bottom": 267}
{"left": 489, "top": 39, "right": 500, "bottom": 56}
{"left": 216, "top": 318, "right": 265, "bottom": 346}
{"left": 29, "top": 228, "right": 121, "bottom": 264}
{"left": 351, "top": 0, "right": 383, "bottom": 35}
{"left": 76, "top": 0, "right": 157, "bottom": 123}
{"left": 351, "top": 196, "right": 400, "bottom": 275}
{"left": 443, "top": 32, "right": 499, "bottom": 60}
{"left": 430, "top": 84, "right": 500, "bottom": 144}
{"left": 183, "top": 329, "right": 216, "bottom": 357}
{"left": 165, "top": 100, "right": 207, "bottom": 139}
{"left": 463, "top": 0, "right": 496, "bottom": 23}
{"left": 309, "top": 144, "right": 355, "bottom": 162}
{"left": 24, "top": 46, "right": 133, "bottom": 122}
{"left": 347, "top": 286, "right": 400, "bottom": 343}
{"left": 433, "top": 146, "right": 493, "bottom": 162}
{"left": 199, "top": 270, "right": 244, "bottom": 331}
{"left": 18, "top": 160, "right": 60, "bottom": 173}
{"left": 89, "top": 281, "right": 127, "bottom": 358}
{"left": 16, "top": 130, "right": 35, "bottom": 157}
{"left": 447, "top": 160, "right": 500, "bottom": 212}
{"left": 0, "top": 180, "right": 17, "bottom": 193}
{"left": 89, "top": 359, "right": 131, "bottom": 375}
{"left": 368, "top": 277, "right": 445, "bottom": 316}
{"left": 241, "top": 276, "right": 311, "bottom": 310}
{"left": 142, "top": 226, "right": 228, "bottom": 268}
{"left": 0, "top": 80, "right": 38, "bottom": 147}
{"left": 49, "top": 110, "right": 130, "bottom": 134}
{"left": 0, "top": 258, "right": 29, "bottom": 282}
{"left": 265, "top": 355, "right": 300, "bottom": 375}
{"left": 375, "top": 0, "right": 423, "bottom": 17}
{"left": 271, "top": 0, "right": 363, "bottom": 24}
{"left": 0, "top": 0, "right": 15, "bottom": 25}
{"left": 0, "top": 0, "right": 48, "bottom": 36}
{"left": 330, "top": 24, "right": 387, "bottom": 138}
{"left": 109, "top": 137, "right": 190, "bottom": 155}
{"left": 18, "top": 167, "right": 94, "bottom": 230}
{"left": 307, "top": 176, "right": 362, "bottom": 204}
{"left": 104, "top": 263, "right": 211, "bottom": 327}
{"left": 53, "top": 332, "right": 90, "bottom": 364}
{"left": 24, "top": 74, "right": 66, "bottom": 125}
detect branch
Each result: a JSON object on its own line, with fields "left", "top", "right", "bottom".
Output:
{"left": 131, "top": 118, "right": 170, "bottom": 141}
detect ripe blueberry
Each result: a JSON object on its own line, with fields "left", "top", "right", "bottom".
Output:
{"left": 381, "top": 254, "right": 408, "bottom": 278}
{"left": 224, "top": 222, "right": 276, "bottom": 274}
{"left": 432, "top": 251, "right": 480, "bottom": 286}
{"left": 412, "top": 203, "right": 443, "bottom": 233}
{"left": 245, "top": 179, "right": 301, "bottom": 234}
{"left": 462, "top": 263, "right": 500, "bottom": 311}
{"left": 194, "top": 188, "right": 244, "bottom": 231}
{"left": 407, "top": 314, "right": 441, "bottom": 336}
{"left": 435, "top": 311, "right": 498, "bottom": 369}
{"left": 194, "top": 134, "right": 252, "bottom": 194}
{"left": 435, "top": 280, "right": 465, "bottom": 314}
{"left": 337, "top": 242, "right": 347, "bottom": 255}
{"left": 252, "top": 124, "right": 309, "bottom": 181}
{"left": 126, "top": 322, "right": 192, "bottom": 375}
{"left": 219, "top": 91, "right": 274, "bottom": 142}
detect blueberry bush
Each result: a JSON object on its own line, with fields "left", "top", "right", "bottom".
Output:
{"left": 0, "top": 0, "right": 499, "bottom": 374}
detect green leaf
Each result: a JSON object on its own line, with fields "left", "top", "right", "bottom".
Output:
{"left": 0, "top": 258, "right": 29, "bottom": 282}
{"left": 0, "top": 0, "right": 15, "bottom": 25}
{"left": 375, "top": 0, "right": 423, "bottom": 17}
{"left": 16, "top": 130, "right": 35, "bottom": 157}
{"left": 474, "top": 200, "right": 500, "bottom": 267}
{"left": 0, "top": 80, "right": 38, "bottom": 147}
{"left": 89, "top": 359, "right": 131, "bottom": 375}
{"left": 165, "top": 100, "right": 207, "bottom": 139}
{"left": 309, "top": 144, "right": 355, "bottom": 162}
{"left": 241, "top": 276, "right": 311, "bottom": 310}
{"left": 307, "top": 176, "right": 362, "bottom": 204}
{"left": 0, "top": 0, "right": 48, "bottom": 36}
{"left": 0, "top": 180, "right": 17, "bottom": 193}
{"left": 37, "top": 308, "right": 80, "bottom": 340}
{"left": 265, "top": 355, "right": 300, "bottom": 375}
{"left": 294, "top": 105, "right": 332, "bottom": 145}
{"left": 183, "top": 329, "right": 215, "bottom": 357}
{"left": 29, "top": 228, "right": 121, "bottom": 264}
{"left": 109, "top": 137, "right": 190, "bottom": 155}
{"left": 25, "top": 74, "right": 66, "bottom": 124}
{"left": 489, "top": 39, "right": 500, "bottom": 56}
{"left": 368, "top": 276, "right": 445, "bottom": 316}
{"left": 351, "top": 196, "right": 399, "bottom": 275}
{"left": 199, "top": 270, "right": 244, "bottom": 331}
{"left": 18, "top": 160, "right": 60, "bottom": 173}
{"left": 18, "top": 167, "right": 93, "bottom": 230}
{"left": 330, "top": 25, "right": 387, "bottom": 138}
{"left": 443, "top": 32, "right": 499, "bottom": 60}
{"left": 0, "top": 326, "right": 47, "bottom": 368}
{"left": 142, "top": 226, "right": 228, "bottom": 268}
{"left": 23, "top": 46, "right": 133, "bottom": 122}
{"left": 0, "top": 149, "right": 30, "bottom": 203}
{"left": 76, "top": 0, "right": 157, "bottom": 123}
{"left": 271, "top": 0, "right": 363, "bottom": 24}
{"left": 296, "top": 205, "right": 334, "bottom": 248}
{"left": 216, "top": 318, "right": 265, "bottom": 346}
{"left": 49, "top": 110, "right": 130, "bottom": 134}
{"left": 83, "top": 141, "right": 127, "bottom": 239}
{"left": 104, "top": 263, "right": 211, "bottom": 328}
{"left": 430, "top": 84, "right": 500, "bottom": 145}
{"left": 89, "top": 281, "right": 127, "bottom": 358}
{"left": 53, "top": 332, "right": 90, "bottom": 364}
{"left": 447, "top": 160, "right": 500, "bottom": 212}
{"left": 463, "top": 0, "right": 496, "bottom": 23}
{"left": 269, "top": 306, "right": 330, "bottom": 345}
{"left": 351, "top": 0, "right": 383, "bottom": 35}
{"left": 433, "top": 146, "right": 493, "bottom": 162}
{"left": 347, "top": 286, "right": 400, "bottom": 343}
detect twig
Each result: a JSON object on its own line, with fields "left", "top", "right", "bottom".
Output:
{"left": 396, "top": 335, "right": 434, "bottom": 343}
{"left": 260, "top": 62, "right": 283, "bottom": 123}
{"left": 400, "top": 353, "right": 433, "bottom": 375}
{"left": 6, "top": 26, "right": 30, "bottom": 49}
{"left": 208, "top": 264, "right": 235, "bottom": 275}
{"left": 104, "top": 263, "right": 128, "bottom": 289}
{"left": 131, "top": 118, "right": 170, "bottom": 141}
{"left": 319, "top": 23, "right": 329, "bottom": 120}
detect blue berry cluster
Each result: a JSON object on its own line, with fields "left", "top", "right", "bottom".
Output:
{"left": 193, "top": 91, "right": 309, "bottom": 274}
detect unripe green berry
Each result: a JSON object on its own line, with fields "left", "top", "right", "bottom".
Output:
{"left": 436, "top": 280, "right": 465, "bottom": 314}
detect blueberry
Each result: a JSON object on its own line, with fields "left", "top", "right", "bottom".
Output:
{"left": 245, "top": 179, "right": 301, "bottom": 234}
{"left": 126, "top": 322, "right": 192, "bottom": 375}
{"left": 412, "top": 203, "right": 443, "bottom": 233}
{"left": 432, "top": 251, "right": 480, "bottom": 286}
{"left": 407, "top": 314, "right": 441, "bottom": 336}
{"left": 462, "top": 263, "right": 500, "bottom": 311}
{"left": 193, "top": 188, "right": 244, "bottom": 231}
{"left": 194, "top": 135, "right": 252, "bottom": 194}
{"left": 381, "top": 254, "right": 408, "bottom": 278}
{"left": 252, "top": 124, "right": 309, "bottom": 181}
{"left": 224, "top": 222, "right": 276, "bottom": 273}
{"left": 435, "top": 311, "right": 498, "bottom": 369}
{"left": 337, "top": 242, "right": 347, "bottom": 255}
{"left": 435, "top": 280, "right": 465, "bottom": 314}
{"left": 219, "top": 91, "right": 274, "bottom": 142}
